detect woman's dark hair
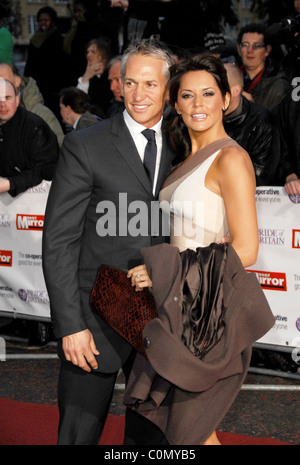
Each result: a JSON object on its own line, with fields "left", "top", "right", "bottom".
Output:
{"left": 167, "top": 53, "right": 231, "bottom": 160}
{"left": 37, "top": 6, "right": 58, "bottom": 24}
{"left": 59, "top": 87, "right": 94, "bottom": 114}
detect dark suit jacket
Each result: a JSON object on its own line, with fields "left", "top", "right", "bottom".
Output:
{"left": 75, "top": 111, "right": 100, "bottom": 130}
{"left": 42, "top": 112, "right": 175, "bottom": 373}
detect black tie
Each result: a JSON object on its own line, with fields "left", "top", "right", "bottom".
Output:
{"left": 142, "top": 129, "right": 157, "bottom": 188}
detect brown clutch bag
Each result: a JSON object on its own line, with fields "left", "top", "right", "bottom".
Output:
{"left": 90, "top": 265, "right": 157, "bottom": 358}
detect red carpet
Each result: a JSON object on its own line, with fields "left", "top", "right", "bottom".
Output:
{"left": 0, "top": 398, "right": 290, "bottom": 446}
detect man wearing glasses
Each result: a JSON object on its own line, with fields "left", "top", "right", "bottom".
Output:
{"left": 237, "top": 23, "right": 290, "bottom": 114}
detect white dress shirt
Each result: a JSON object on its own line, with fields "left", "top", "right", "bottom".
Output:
{"left": 123, "top": 109, "right": 162, "bottom": 195}
{"left": 77, "top": 74, "right": 101, "bottom": 94}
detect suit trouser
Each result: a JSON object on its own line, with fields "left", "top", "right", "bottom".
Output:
{"left": 57, "top": 357, "right": 168, "bottom": 445}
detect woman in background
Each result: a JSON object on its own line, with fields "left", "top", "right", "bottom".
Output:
{"left": 25, "top": 6, "right": 68, "bottom": 118}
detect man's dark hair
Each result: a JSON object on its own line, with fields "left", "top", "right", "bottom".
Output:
{"left": 60, "top": 86, "right": 93, "bottom": 114}
{"left": 237, "top": 23, "right": 268, "bottom": 45}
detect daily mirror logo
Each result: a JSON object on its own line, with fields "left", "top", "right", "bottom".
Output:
{"left": 249, "top": 270, "right": 287, "bottom": 292}
{"left": 16, "top": 214, "right": 44, "bottom": 231}
{"left": 0, "top": 250, "right": 12, "bottom": 266}
{"left": 292, "top": 230, "right": 300, "bottom": 249}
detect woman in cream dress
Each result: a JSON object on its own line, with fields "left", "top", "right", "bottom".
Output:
{"left": 128, "top": 54, "right": 259, "bottom": 445}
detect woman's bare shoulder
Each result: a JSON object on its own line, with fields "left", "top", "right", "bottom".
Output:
{"left": 217, "top": 144, "right": 254, "bottom": 174}
{"left": 214, "top": 144, "right": 256, "bottom": 192}
{"left": 219, "top": 143, "right": 249, "bottom": 161}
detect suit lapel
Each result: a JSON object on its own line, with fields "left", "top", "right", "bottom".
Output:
{"left": 110, "top": 113, "right": 152, "bottom": 194}
{"left": 110, "top": 114, "right": 175, "bottom": 197}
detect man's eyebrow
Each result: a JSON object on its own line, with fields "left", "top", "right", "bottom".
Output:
{"left": 124, "top": 77, "right": 159, "bottom": 83}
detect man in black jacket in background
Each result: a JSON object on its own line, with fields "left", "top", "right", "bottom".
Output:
{"left": 0, "top": 78, "right": 59, "bottom": 197}
{"left": 223, "top": 63, "right": 278, "bottom": 186}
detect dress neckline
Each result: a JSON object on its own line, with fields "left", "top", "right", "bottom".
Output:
{"left": 162, "top": 137, "right": 237, "bottom": 190}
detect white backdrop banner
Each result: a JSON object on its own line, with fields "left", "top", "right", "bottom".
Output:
{"left": 0, "top": 184, "right": 299, "bottom": 347}
{"left": 0, "top": 181, "right": 51, "bottom": 321}
{"left": 247, "top": 187, "right": 300, "bottom": 349}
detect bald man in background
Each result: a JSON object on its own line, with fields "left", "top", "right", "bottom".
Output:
{"left": 0, "top": 63, "right": 64, "bottom": 145}
{"left": 223, "top": 62, "right": 278, "bottom": 186}
{"left": 0, "top": 78, "right": 58, "bottom": 196}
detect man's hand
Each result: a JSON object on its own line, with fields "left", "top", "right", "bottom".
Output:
{"left": 62, "top": 329, "right": 100, "bottom": 372}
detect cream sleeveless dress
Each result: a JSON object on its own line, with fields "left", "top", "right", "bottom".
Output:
{"left": 160, "top": 137, "right": 238, "bottom": 251}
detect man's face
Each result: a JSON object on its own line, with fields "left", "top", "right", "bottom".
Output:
{"left": 0, "top": 80, "right": 20, "bottom": 124}
{"left": 123, "top": 54, "right": 168, "bottom": 128}
{"left": 108, "top": 60, "right": 123, "bottom": 102}
{"left": 59, "top": 101, "right": 69, "bottom": 124}
{"left": 238, "top": 32, "right": 270, "bottom": 75}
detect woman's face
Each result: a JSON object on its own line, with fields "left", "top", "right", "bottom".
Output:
{"left": 175, "top": 70, "right": 230, "bottom": 135}
{"left": 295, "top": 0, "right": 300, "bottom": 13}
{"left": 38, "top": 13, "right": 53, "bottom": 33}
{"left": 86, "top": 43, "right": 102, "bottom": 65}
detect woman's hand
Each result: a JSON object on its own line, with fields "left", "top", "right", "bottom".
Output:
{"left": 284, "top": 174, "right": 300, "bottom": 195}
{"left": 127, "top": 265, "right": 152, "bottom": 291}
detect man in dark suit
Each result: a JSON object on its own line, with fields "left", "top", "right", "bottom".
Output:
{"left": 42, "top": 40, "right": 175, "bottom": 445}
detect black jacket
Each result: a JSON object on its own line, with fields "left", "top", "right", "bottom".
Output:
{"left": 223, "top": 96, "right": 279, "bottom": 186}
{"left": 0, "top": 106, "right": 59, "bottom": 197}
{"left": 42, "top": 112, "right": 175, "bottom": 373}
{"left": 24, "top": 26, "right": 69, "bottom": 104}
{"left": 276, "top": 94, "right": 300, "bottom": 183}
{"left": 88, "top": 71, "right": 114, "bottom": 118}
{"left": 242, "top": 60, "right": 290, "bottom": 115}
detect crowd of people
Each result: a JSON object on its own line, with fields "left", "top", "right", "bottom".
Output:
{"left": 1, "top": 0, "right": 299, "bottom": 195}
{"left": 0, "top": 0, "right": 299, "bottom": 446}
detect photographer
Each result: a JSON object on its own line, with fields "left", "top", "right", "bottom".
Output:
{"left": 265, "top": 9, "right": 300, "bottom": 80}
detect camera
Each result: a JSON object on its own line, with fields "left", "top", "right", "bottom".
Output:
{"left": 280, "top": 14, "right": 300, "bottom": 35}
{"left": 265, "top": 15, "right": 300, "bottom": 79}
{"left": 266, "top": 14, "right": 300, "bottom": 47}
